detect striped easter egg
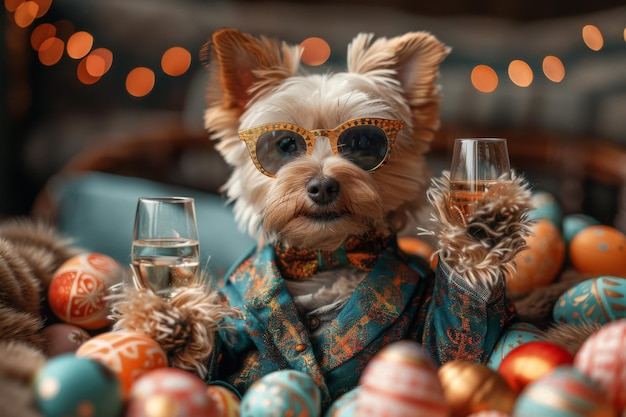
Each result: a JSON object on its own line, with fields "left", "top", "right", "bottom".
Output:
{"left": 356, "top": 340, "right": 448, "bottom": 417}
{"left": 554, "top": 276, "right": 626, "bottom": 325}
{"left": 513, "top": 366, "right": 615, "bottom": 417}
{"left": 487, "top": 322, "right": 545, "bottom": 370}
{"left": 574, "top": 319, "right": 626, "bottom": 412}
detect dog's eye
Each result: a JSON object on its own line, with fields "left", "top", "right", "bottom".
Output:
{"left": 277, "top": 136, "right": 300, "bottom": 155}
{"left": 338, "top": 126, "right": 389, "bottom": 171}
{"left": 256, "top": 130, "right": 307, "bottom": 175}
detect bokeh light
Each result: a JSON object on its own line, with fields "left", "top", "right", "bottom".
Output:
{"left": 126, "top": 67, "right": 155, "bottom": 97}
{"left": 508, "top": 59, "right": 533, "bottom": 87}
{"left": 582, "top": 24, "right": 604, "bottom": 51}
{"left": 31, "top": 0, "right": 51, "bottom": 17}
{"left": 542, "top": 55, "right": 565, "bottom": 82}
{"left": 67, "top": 31, "right": 94, "bottom": 59}
{"left": 161, "top": 46, "right": 192, "bottom": 76}
{"left": 38, "top": 36, "right": 64, "bottom": 66}
{"left": 14, "top": 1, "right": 38, "bottom": 28}
{"left": 30, "top": 22, "right": 56, "bottom": 50}
{"left": 471, "top": 64, "right": 498, "bottom": 93}
{"left": 623, "top": 28, "right": 625, "bottom": 42}
{"left": 77, "top": 58, "right": 101, "bottom": 85}
{"left": 4, "top": 0, "right": 23, "bottom": 12}
{"left": 85, "top": 48, "right": 113, "bottom": 77}
{"left": 300, "top": 37, "right": 331, "bottom": 66}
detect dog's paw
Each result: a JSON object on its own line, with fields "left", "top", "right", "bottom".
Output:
{"left": 420, "top": 171, "right": 534, "bottom": 288}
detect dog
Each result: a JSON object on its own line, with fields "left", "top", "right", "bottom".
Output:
{"left": 201, "top": 28, "right": 533, "bottom": 409}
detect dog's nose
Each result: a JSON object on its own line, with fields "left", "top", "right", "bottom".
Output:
{"left": 306, "top": 176, "right": 339, "bottom": 204}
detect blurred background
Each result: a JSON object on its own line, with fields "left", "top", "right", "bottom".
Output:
{"left": 2, "top": 0, "right": 626, "bottom": 268}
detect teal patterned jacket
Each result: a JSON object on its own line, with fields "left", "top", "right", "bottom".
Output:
{"left": 209, "top": 237, "right": 516, "bottom": 408}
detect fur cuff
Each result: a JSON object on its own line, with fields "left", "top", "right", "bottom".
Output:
{"left": 419, "top": 171, "right": 534, "bottom": 289}
{"left": 109, "top": 278, "right": 242, "bottom": 379}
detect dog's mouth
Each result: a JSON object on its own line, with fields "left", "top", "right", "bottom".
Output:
{"left": 305, "top": 211, "right": 345, "bottom": 222}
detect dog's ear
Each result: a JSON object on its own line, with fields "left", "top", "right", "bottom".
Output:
{"left": 347, "top": 32, "right": 450, "bottom": 140}
{"left": 204, "top": 28, "right": 301, "bottom": 111}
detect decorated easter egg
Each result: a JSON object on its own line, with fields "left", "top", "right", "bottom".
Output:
{"left": 75, "top": 330, "right": 168, "bottom": 398}
{"left": 569, "top": 225, "right": 626, "bottom": 277}
{"left": 528, "top": 190, "right": 562, "bottom": 227}
{"left": 356, "top": 340, "right": 448, "bottom": 417}
{"left": 34, "top": 354, "right": 123, "bottom": 417}
{"left": 574, "top": 319, "right": 626, "bottom": 411}
{"left": 497, "top": 341, "right": 574, "bottom": 393}
{"left": 48, "top": 252, "right": 124, "bottom": 329}
{"left": 439, "top": 360, "right": 517, "bottom": 417}
{"left": 127, "top": 367, "right": 217, "bottom": 417}
{"left": 512, "top": 366, "right": 615, "bottom": 417}
{"left": 398, "top": 236, "right": 438, "bottom": 268}
{"left": 487, "top": 322, "right": 545, "bottom": 370}
{"left": 505, "top": 219, "right": 565, "bottom": 295}
{"left": 42, "top": 323, "right": 91, "bottom": 357}
{"left": 562, "top": 214, "right": 601, "bottom": 246}
{"left": 325, "top": 387, "right": 359, "bottom": 417}
{"left": 241, "top": 369, "right": 321, "bottom": 417}
{"left": 207, "top": 384, "right": 241, "bottom": 417}
{"left": 554, "top": 276, "right": 626, "bottom": 325}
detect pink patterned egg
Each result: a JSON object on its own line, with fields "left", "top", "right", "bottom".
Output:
{"left": 574, "top": 319, "right": 626, "bottom": 412}
{"left": 356, "top": 340, "right": 448, "bottom": 417}
{"left": 48, "top": 252, "right": 124, "bottom": 329}
{"left": 206, "top": 385, "right": 241, "bottom": 417}
{"left": 75, "top": 330, "right": 168, "bottom": 398}
{"left": 127, "top": 368, "right": 217, "bottom": 417}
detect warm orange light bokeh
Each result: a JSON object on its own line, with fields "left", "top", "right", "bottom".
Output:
{"left": 31, "top": 22, "right": 56, "bottom": 50}
{"left": 300, "top": 37, "right": 331, "bottom": 66}
{"left": 85, "top": 48, "right": 113, "bottom": 77}
{"left": 161, "top": 46, "right": 192, "bottom": 76}
{"left": 77, "top": 58, "right": 101, "bottom": 85}
{"left": 508, "top": 60, "right": 533, "bottom": 87}
{"left": 471, "top": 65, "right": 498, "bottom": 93}
{"left": 14, "top": 1, "right": 38, "bottom": 28}
{"left": 4, "top": 0, "right": 23, "bottom": 12}
{"left": 126, "top": 67, "right": 155, "bottom": 97}
{"left": 67, "top": 31, "right": 94, "bottom": 59}
{"left": 32, "top": 0, "right": 51, "bottom": 17}
{"left": 542, "top": 56, "right": 565, "bottom": 82}
{"left": 582, "top": 24, "right": 604, "bottom": 51}
{"left": 38, "top": 36, "right": 64, "bottom": 66}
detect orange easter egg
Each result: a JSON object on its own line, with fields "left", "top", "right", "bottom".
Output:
{"left": 207, "top": 385, "right": 241, "bottom": 417}
{"left": 505, "top": 219, "right": 565, "bottom": 295}
{"left": 48, "top": 252, "right": 124, "bottom": 329}
{"left": 438, "top": 360, "right": 517, "bottom": 417}
{"left": 76, "top": 330, "right": 168, "bottom": 398}
{"left": 398, "top": 236, "right": 438, "bottom": 268}
{"left": 569, "top": 225, "right": 626, "bottom": 278}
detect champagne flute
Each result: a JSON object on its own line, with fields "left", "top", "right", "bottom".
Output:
{"left": 131, "top": 197, "right": 200, "bottom": 297}
{"left": 449, "top": 138, "right": 511, "bottom": 223}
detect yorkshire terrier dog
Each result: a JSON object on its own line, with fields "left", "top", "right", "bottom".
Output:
{"left": 198, "top": 28, "right": 533, "bottom": 409}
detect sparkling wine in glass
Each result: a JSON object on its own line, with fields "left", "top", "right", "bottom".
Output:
{"left": 449, "top": 138, "right": 511, "bottom": 223}
{"left": 131, "top": 197, "right": 200, "bottom": 297}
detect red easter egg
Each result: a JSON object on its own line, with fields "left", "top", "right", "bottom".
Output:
{"left": 128, "top": 368, "right": 217, "bottom": 417}
{"left": 498, "top": 341, "right": 574, "bottom": 393}
{"left": 76, "top": 330, "right": 168, "bottom": 398}
{"left": 574, "top": 319, "right": 626, "bottom": 412}
{"left": 48, "top": 252, "right": 124, "bottom": 329}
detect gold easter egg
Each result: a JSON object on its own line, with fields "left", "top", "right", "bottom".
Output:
{"left": 438, "top": 360, "right": 517, "bottom": 417}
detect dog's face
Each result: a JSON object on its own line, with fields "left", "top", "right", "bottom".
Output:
{"left": 204, "top": 29, "right": 449, "bottom": 250}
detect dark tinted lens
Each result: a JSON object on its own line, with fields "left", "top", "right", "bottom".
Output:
{"left": 337, "top": 126, "right": 388, "bottom": 170}
{"left": 256, "top": 130, "right": 307, "bottom": 175}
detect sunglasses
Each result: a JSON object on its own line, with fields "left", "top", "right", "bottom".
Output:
{"left": 238, "top": 118, "right": 405, "bottom": 178}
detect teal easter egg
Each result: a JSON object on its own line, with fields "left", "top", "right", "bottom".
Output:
{"left": 487, "top": 322, "right": 545, "bottom": 370}
{"left": 554, "top": 276, "right": 626, "bottom": 325}
{"left": 241, "top": 370, "right": 321, "bottom": 417}
{"left": 325, "top": 387, "right": 359, "bottom": 417}
{"left": 529, "top": 190, "right": 562, "bottom": 227}
{"left": 34, "top": 354, "right": 123, "bottom": 417}
{"left": 562, "top": 214, "right": 601, "bottom": 246}
{"left": 512, "top": 366, "right": 615, "bottom": 417}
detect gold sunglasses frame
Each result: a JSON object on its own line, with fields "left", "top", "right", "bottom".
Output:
{"left": 238, "top": 118, "right": 405, "bottom": 178}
